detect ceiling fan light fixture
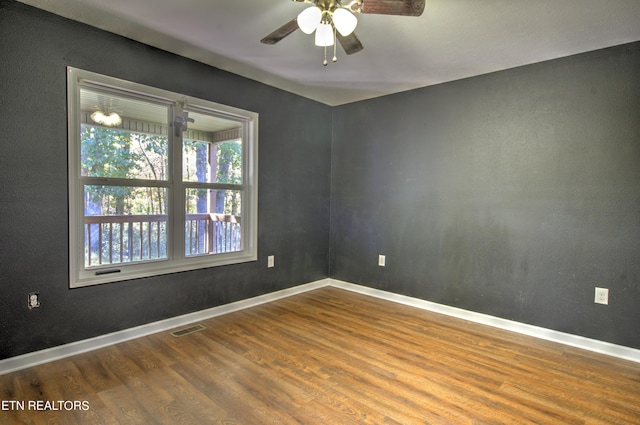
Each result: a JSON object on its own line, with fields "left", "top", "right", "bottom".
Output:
{"left": 91, "top": 110, "right": 122, "bottom": 126}
{"left": 332, "top": 8, "right": 357, "bottom": 36}
{"left": 297, "top": 6, "right": 322, "bottom": 34}
{"left": 262, "top": 0, "right": 427, "bottom": 64}
{"left": 314, "top": 22, "right": 334, "bottom": 47}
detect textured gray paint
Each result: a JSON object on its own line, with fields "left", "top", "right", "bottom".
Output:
{"left": 330, "top": 43, "right": 640, "bottom": 349}
{"left": 0, "top": 0, "right": 331, "bottom": 359}
{"left": 1, "top": 0, "right": 639, "bottom": 359}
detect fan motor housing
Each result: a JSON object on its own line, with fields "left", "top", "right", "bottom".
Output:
{"left": 316, "top": 0, "right": 340, "bottom": 12}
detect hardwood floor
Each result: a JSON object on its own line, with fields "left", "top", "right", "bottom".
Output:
{"left": 1, "top": 287, "right": 639, "bottom": 424}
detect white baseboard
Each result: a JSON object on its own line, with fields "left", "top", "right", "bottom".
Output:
{"left": 0, "top": 279, "right": 329, "bottom": 375}
{"left": 1, "top": 277, "right": 637, "bottom": 375}
{"left": 328, "top": 279, "right": 640, "bottom": 364}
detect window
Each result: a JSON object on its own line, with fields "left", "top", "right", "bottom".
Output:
{"left": 67, "top": 67, "right": 258, "bottom": 287}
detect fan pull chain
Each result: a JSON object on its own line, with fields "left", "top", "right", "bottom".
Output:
{"left": 322, "top": 28, "right": 338, "bottom": 66}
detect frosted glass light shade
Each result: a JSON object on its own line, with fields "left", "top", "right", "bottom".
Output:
{"left": 297, "top": 6, "right": 322, "bottom": 34}
{"left": 91, "top": 111, "right": 122, "bottom": 126}
{"left": 314, "top": 23, "right": 335, "bottom": 46}
{"left": 332, "top": 8, "right": 357, "bottom": 36}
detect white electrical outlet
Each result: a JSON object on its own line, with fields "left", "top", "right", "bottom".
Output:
{"left": 594, "top": 287, "right": 609, "bottom": 305}
{"left": 378, "top": 254, "right": 386, "bottom": 267}
{"left": 28, "top": 292, "right": 40, "bottom": 309}
{"left": 267, "top": 255, "right": 275, "bottom": 268}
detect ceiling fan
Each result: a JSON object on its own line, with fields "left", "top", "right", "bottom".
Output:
{"left": 261, "top": 0, "right": 426, "bottom": 65}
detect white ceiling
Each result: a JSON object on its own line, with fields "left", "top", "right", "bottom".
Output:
{"left": 18, "top": 0, "right": 640, "bottom": 106}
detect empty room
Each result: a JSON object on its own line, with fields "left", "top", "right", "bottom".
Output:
{"left": 1, "top": 0, "right": 639, "bottom": 423}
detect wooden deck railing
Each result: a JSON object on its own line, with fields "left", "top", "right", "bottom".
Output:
{"left": 185, "top": 213, "right": 242, "bottom": 255}
{"left": 84, "top": 213, "right": 241, "bottom": 266}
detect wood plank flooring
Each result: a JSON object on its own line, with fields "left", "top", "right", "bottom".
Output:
{"left": 1, "top": 287, "right": 639, "bottom": 424}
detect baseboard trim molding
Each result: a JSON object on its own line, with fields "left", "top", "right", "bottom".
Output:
{"left": 2, "top": 277, "right": 637, "bottom": 375}
{"left": 0, "top": 279, "right": 329, "bottom": 375}
{"left": 328, "top": 279, "right": 640, "bottom": 364}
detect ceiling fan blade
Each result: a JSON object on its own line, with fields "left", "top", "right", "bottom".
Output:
{"left": 260, "top": 19, "right": 299, "bottom": 45}
{"left": 337, "top": 32, "right": 364, "bottom": 55}
{"left": 355, "top": 0, "right": 425, "bottom": 16}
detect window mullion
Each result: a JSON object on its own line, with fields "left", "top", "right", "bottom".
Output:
{"left": 79, "top": 176, "right": 170, "bottom": 188}
{"left": 170, "top": 103, "right": 186, "bottom": 260}
{"left": 183, "top": 182, "right": 245, "bottom": 191}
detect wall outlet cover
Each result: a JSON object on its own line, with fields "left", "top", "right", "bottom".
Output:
{"left": 594, "top": 287, "right": 609, "bottom": 305}
{"left": 28, "top": 293, "right": 40, "bottom": 309}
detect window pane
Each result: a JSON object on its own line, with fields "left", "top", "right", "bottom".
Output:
{"left": 185, "top": 188, "right": 242, "bottom": 255}
{"left": 183, "top": 139, "right": 242, "bottom": 184}
{"left": 81, "top": 127, "right": 169, "bottom": 180}
{"left": 181, "top": 109, "right": 242, "bottom": 184}
{"left": 84, "top": 185, "right": 168, "bottom": 267}
{"left": 80, "top": 87, "right": 169, "bottom": 180}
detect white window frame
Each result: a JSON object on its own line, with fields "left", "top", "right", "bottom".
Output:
{"left": 67, "top": 67, "right": 258, "bottom": 287}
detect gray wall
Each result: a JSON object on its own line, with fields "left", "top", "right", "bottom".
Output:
{"left": 330, "top": 42, "right": 640, "bottom": 349}
{"left": 0, "top": 1, "right": 331, "bottom": 359}
{"left": 1, "top": 0, "right": 639, "bottom": 359}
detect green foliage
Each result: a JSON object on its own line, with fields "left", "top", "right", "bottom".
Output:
{"left": 216, "top": 140, "right": 242, "bottom": 185}
{"left": 81, "top": 126, "right": 139, "bottom": 179}
{"left": 183, "top": 139, "right": 242, "bottom": 215}
{"left": 81, "top": 125, "right": 168, "bottom": 215}
{"left": 215, "top": 140, "right": 242, "bottom": 216}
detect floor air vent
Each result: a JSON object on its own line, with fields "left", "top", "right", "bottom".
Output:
{"left": 170, "top": 324, "right": 205, "bottom": 337}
